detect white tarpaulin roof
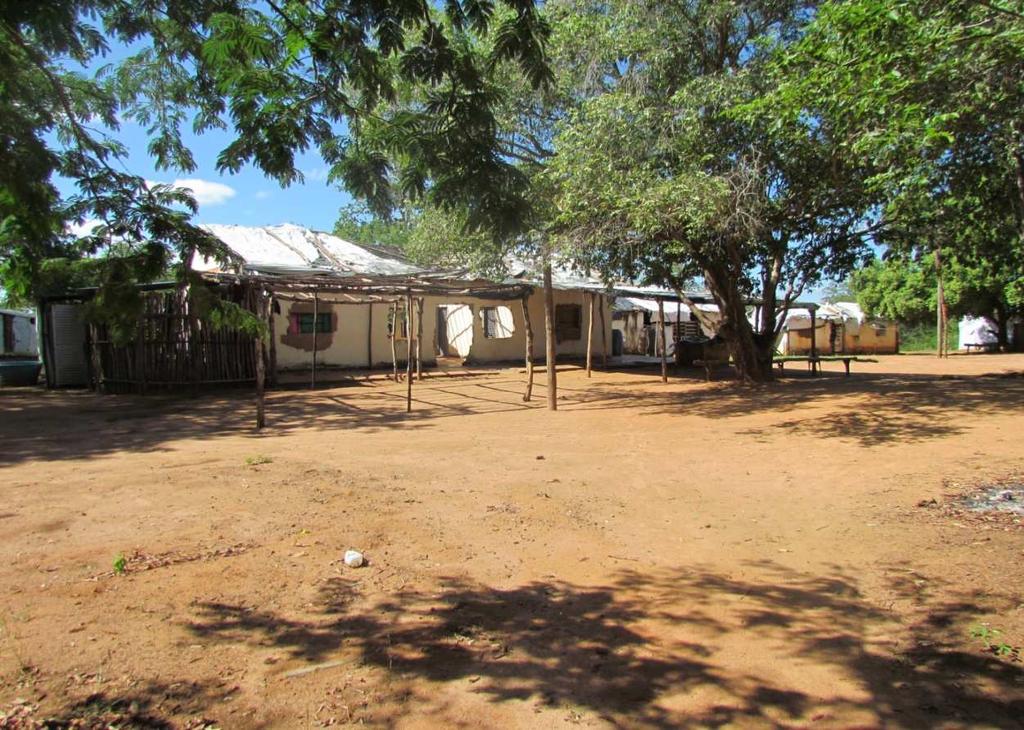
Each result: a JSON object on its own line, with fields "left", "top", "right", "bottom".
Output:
{"left": 782, "top": 302, "right": 869, "bottom": 331}
{"left": 613, "top": 297, "right": 719, "bottom": 321}
{"left": 959, "top": 316, "right": 998, "bottom": 348}
{"left": 193, "top": 223, "right": 424, "bottom": 276}
{"left": 192, "top": 223, "right": 717, "bottom": 302}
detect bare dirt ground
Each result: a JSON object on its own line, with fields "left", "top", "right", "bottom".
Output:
{"left": 1, "top": 354, "right": 1023, "bottom": 728}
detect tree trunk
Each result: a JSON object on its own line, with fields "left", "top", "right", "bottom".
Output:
{"left": 543, "top": 262, "right": 558, "bottom": 411}
{"left": 586, "top": 292, "right": 595, "bottom": 378}
{"left": 658, "top": 298, "right": 668, "bottom": 383}
{"left": 994, "top": 304, "right": 1010, "bottom": 351}
{"left": 255, "top": 289, "right": 266, "bottom": 430}
{"left": 406, "top": 292, "right": 413, "bottom": 412}
{"left": 599, "top": 294, "right": 608, "bottom": 368}
{"left": 416, "top": 297, "right": 424, "bottom": 380}
{"left": 521, "top": 294, "right": 534, "bottom": 402}
{"left": 268, "top": 296, "right": 278, "bottom": 386}
{"left": 311, "top": 290, "right": 319, "bottom": 387}
{"left": 935, "top": 248, "right": 946, "bottom": 358}
{"left": 390, "top": 303, "right": 399, "bottom": 381}
{"left": 704, "top": 267, "right": 774, "bottom": 383}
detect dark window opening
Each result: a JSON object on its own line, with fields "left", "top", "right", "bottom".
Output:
{"left": 555, "top": 304, "right": 582, "bottom": 342}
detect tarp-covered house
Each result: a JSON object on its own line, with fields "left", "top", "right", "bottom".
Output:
{"left": 778, "top": 302, "right": 898, "bottom": 355}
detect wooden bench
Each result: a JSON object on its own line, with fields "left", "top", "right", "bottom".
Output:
{"left": 963, "top": 342, "right": 997, "bottom": 354}
{"left": 774, "top": 355, "right": 878, "bottom": 376}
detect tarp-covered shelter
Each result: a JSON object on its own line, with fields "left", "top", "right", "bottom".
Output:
{"left": 777, "top": 302, "right": 898, "bottom": 355}
{"left": 958, "top": 315, "right": 1023, "bottom": 351}
{"left": 612, "top": 297, "right": 720, "bottom": 356}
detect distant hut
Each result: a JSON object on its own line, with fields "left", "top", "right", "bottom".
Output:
{"left": 778, "top": 302, "right": 898, "bottom": 355}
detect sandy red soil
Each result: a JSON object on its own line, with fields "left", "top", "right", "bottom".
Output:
{"left": 1, "top": 354, "right": 1022, "bottom": 728}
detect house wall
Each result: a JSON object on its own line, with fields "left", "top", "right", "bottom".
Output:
{"left": 784, "top": 321, "right": 898, "bottom": 355}
{"left": 844, "top": 323, "right": 898, "bottom": 354}
{"left": 271, "top": 288, "right": 614, "bottom": 370}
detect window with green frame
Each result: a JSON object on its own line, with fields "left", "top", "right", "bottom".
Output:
{"left": 289, "top": 312, "right": 333, "bottom": 334}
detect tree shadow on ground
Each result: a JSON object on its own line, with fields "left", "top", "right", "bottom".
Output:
{"left": 182, "top": 561, "right": 1024, "bottom": 728}
{"left": 1, "top": 365, "right": 1022, "bottom": 464}
{"left": 13, "top": 678, "right": 231, "bottom": 729}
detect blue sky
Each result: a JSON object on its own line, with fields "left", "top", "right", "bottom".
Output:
{"left": 55, "top": 32, "right": 354, "bottom": 235}
{"left": 61, "top": 119, "right": 354, "bottom": 235}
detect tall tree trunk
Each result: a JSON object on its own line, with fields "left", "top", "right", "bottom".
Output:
{"left": 521, "top": 294, "right": 534, "bottom": 402}
{"left": 658, "top": 298, "right": 668, "bottom": 383}
{"left": 704, "top": 266, "right": 773, "bottom": 383}
{"left": 543, "top": 262, "right": 558, "bottom": 411}
{"left": 935, "top": 248, "right": 946, "bottom": 358}
{"left": 1012, "top": 125, "right": 1024, "bottom": 242}
{"left": 255, "top": 289, "right": 266, "bottom": 430}
{"left": 406, "top": 292, "right": 413, "bottom": 412}
{"left": 586, "top": 292, "right": 595, "bottom": 378}
{"left": 994, "top": 304, "right": 1010, "bottom": 352}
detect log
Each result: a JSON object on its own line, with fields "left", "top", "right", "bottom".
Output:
{"left": 521, "top": 294, "right": 534, "bottom": 402}
{"left": 311, "top": 290, "right": 318, "bottom": 389}
{"left": 658, "top": 298, "right": 667, "bottom": 383}
{"left": 586, "top": 292, "right": 595, "bottom": 378}
{"left": 390, "top": 303, "right": 399, "bottom": 381}
{"left": 89, "top": 324, "right": 104, "bottom": 393}
{"left": 543, "top": 262, "right": 558, "bottom": 410}
{"left": 406, "top": 292, "right": 413, "bottom": 412}
{"left": 255, "top": 290, "right": 266, "bottom": 429}
{"left": 268, "top": 295, "right": 278, "bottom": 386}
{"left": 809, "top": 304, "right": 818, "bottom": 370}
{"left": 416, "top": 297, "right": 424, "bottom": 380}
{"left": 135, "top": 307, "right": 147, "bottom": 395}
{"left": 367, "top": 302, "right": 373, "bottom": 371}
{"left": 599, "top": 294, "right": 608, "bottom": 368}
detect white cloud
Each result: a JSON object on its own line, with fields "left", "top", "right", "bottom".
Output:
{"left": 66, "top": 218, "right": 103, "bottom": 238}
{"left": 147, "top": 178, "right": 237, "bottom": 207}
{"left": 303, "top": 167, "right": 330, "bottom": 182}
{"left": 254, "top": 190, "right": 272, "bottom": 200}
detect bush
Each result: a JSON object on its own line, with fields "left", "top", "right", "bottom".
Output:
{"left": 899, "top": 320, "right": 959, "bottom": 352}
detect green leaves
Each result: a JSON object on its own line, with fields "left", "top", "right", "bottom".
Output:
{"left": 2, "top": 0, "right": 552, "bottom": 320}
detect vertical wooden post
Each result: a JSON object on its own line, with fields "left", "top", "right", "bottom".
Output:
{"left": 268, "top": 294, "right": 278, "bottom": 386}
{"left": 406, "top": 291, "right": 414, "bottom": 412}
{"left": 809, "top": 305, "right": 818, "bottom": 373}
{"left": 255, "top": 289, "right": 266, "bottom": 430}
{"left": 135, "top": 306, "right": 147, "bottom": 395}
{"left": 416, "top": 297, "right": 424, "bottom": 380}
{"left": 599, "top": 294, "right": 608, "bottom": 368}
{"left": 658, "top": 298, "right": 667, "bottom": 383}
{"left": 521, "top": 293, "right": 534, "bottom": 402}
{"left": 367, "top": 302, "right": 374, "bottom": 370}
{"left": 586, "top": 292, "right": 595, "bottom": 378}
{"left": 935, "top": 247, "right": 947, "bottom": 358}
{"left": 543, "top": 262, "right": 558, "bottom": 411}
{"left": 389, "top": 303, "right": 399, "bottom": 381}
{"left": 311, "top": 290, "right": 319, "bottom": 389}
{"left": 89, "top": 323, "right": 104, "bottom": 393}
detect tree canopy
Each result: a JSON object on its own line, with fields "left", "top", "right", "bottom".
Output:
{"left": 546, "top": 0, "right": 874, "bottom": 381}
{"left": 1, "top": 0, "right": 549, "bottom": 320}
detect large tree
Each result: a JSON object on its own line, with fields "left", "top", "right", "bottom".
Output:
{"left": 1, "top": 0, "right": 549, "bottom": 326}
{"left": 547, "top": 0, "right": 873, "bottom": 382}
{"left": 771, "top": 0, "right": 1024, "bottom": 350}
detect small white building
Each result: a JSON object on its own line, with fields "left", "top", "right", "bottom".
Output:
{"left": 958, "top": 315, "right": 1023, "bottom": 351}
{"left": 0, "top": 308, "right": 39, "bottom": 358}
